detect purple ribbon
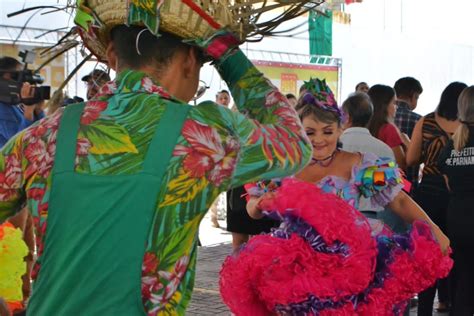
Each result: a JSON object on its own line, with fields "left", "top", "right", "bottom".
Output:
{"left": 302, "top": 92, "right": 342, "bottom": 120}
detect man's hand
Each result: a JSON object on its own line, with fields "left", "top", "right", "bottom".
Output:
{"left": 20, "top": 83, "right": 35, "bottom": 101}
{"left": 20, "top": 83, "right": 44, "bottom": 121}
{"left": 187, "top": 29, "right": 241, "bottom": 62}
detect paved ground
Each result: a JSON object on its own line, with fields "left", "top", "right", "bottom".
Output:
{"left": 189, "top": 210, "right": 449, "bottom": 315}
{"left": 187, "top": 243, "right": 232, "bottom": 316}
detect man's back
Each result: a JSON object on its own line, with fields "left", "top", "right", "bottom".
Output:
{"left": 394, "top": 101, "right": 421, "bottom": 187}
{"left": 340, "top": 127, "right": 394, "bottom": 159}
{"left": 0, "top": 53, "right": 311, "bottom": 314}
{"left": 394, "top": 101, "right": 421, "bottom": 137}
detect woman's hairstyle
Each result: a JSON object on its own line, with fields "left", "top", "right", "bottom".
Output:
{"left": 296, "top": 103, "right": 341, "bottom": 125}
{"left": 436, "top": 82, "right": 468, "bottom": 121}
{"left": 453, "top": 86, "right": 474, "bottom": 151}
{"left": 367, "top": 84, "right": 396, "bottom": 137}
{"left": 295, "top": 78, "right": 341, "bottom": 125}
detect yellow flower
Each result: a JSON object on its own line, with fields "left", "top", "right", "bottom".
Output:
{"left": 131, "top": 0, "right": 156, "bottom": 14}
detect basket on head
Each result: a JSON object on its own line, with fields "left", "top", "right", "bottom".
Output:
{"left": 75, "top": 0, "right": 324, "bottom": 62}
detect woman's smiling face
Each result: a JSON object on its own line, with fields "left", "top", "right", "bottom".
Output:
{"left": 302, "top": 115, "right": 342, "bottom": 160}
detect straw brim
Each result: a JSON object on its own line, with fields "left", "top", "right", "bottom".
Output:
{"left": 82, "top": 0, "right": 236, "bottom": 62}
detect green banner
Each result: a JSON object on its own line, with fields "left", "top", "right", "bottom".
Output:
{"left": 309, "top": 10, "right": 333, "bottom": 59}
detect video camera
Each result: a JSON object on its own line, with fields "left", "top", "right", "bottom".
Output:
{"left": 0, "top": 50, "right": 51, "bottom": 105}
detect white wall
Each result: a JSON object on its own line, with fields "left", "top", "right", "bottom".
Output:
{"left": 201, "top": 0, "right": 474, "bottom": 114}
{"left": 337, "top": 0, "right": 474, "bottom": 114}
{"left": 2, "top": 0, "right": 474, "bottom": 113}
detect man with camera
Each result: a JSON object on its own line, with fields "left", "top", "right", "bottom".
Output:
{"left": 0, "top": 56, "right": 45, "bottom": 148}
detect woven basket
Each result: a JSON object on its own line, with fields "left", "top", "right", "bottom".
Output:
{"left": 80, "top": 0, "right": 323, "bottom": 61}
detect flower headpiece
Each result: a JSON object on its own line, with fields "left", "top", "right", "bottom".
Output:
{"left": 300, "top": 78, "right": 342, "bottom": 120}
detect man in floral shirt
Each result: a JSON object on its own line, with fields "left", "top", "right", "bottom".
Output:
{"left": 0, "top": 20, "right": 311, "bottom": 316}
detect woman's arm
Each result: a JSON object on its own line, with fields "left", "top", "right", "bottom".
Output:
{"left": 392, "top": 146, "right": 407, "bottom": 170}
{"left": 388, "top": 191, "right": 450, "bottom": 253}
{"left": 406, "top": 118, "right": 424, "bottom": 166}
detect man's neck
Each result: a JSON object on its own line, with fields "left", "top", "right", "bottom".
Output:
{"left": 397, "top": 99, "right": 413, "bottom": 110}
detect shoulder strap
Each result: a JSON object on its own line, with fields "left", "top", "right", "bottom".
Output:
{"left": 54, "top": 102, "right": 190, "bottom": 177}
{"left": 143, "top": 103, "right": 190, "bottom": 176}
{"left": 53, "top": 103, "right": 86, "bottom": 174}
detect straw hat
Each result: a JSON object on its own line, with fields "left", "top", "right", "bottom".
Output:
{"left": 75, "top": 0, "right": 324, "bottom": 61}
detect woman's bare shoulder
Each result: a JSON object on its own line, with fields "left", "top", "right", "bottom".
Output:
{"left": 338, "top": 150, "right": 363, "bottom": 167}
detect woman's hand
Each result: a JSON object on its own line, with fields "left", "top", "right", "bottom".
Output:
{"left": 246, "top": 192, "right": 276, "bottom": 219}
{"left": 389, "top": 191, "right": 450, "bottom": 254}
{"left": 432, "top": 225, "right": 450, "bottom": 255}
{"left": 400, "top": 132, "right": 411, "bottom": 148}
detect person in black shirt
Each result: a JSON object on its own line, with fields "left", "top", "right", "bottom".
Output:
{"left": 408, "top": 82, "right": 467, "bottom": 315}
{"left": 439, "top": 85, "right": 474, "bottom": 316}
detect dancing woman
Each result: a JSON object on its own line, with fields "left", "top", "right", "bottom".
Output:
{"left": 248, "top": 79, "right": 448, "bottom": 248}
{"left": 221, "top": 79, "right": 452, "bottom": 315}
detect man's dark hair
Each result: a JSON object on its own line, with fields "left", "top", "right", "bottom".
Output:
{"left": 355, "top": 82, "right": 367, "bottom": 91}
{"left": 0, "top": 56, "right": 22, "bottom": 72}
{"left": 217, "top": 90, "right": 230, "bottom": 96}
{"left": 286, "top": 93, "right": 296, "bottom": 99}
{"left": 394, "top": 77, "right": 423, "bottom": 98}
{"left": 110, "top": 25, "right": 205, "bottom": 73}
{"left": 342, "top": 92, "right": 373, "bottom": 127}
{"left": 436, "top": 81, "right": 468, "bottom": 121}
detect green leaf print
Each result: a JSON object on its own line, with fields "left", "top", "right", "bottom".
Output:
{"left": 79, "top": 119, "right": 138, "bottom": 155}
{"left": 158, "top": 215, "right": 201, "bottom": 269}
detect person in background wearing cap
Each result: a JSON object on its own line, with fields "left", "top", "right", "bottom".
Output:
{"left": 0, "top": 2, "right": 312, "bottom": 315}
{"left": 81, "top": 69, "right": 111, "bottom": 100}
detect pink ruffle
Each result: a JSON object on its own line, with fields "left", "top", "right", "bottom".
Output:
{"left": 220, "top": 179, "right": 453, "bottom": 315}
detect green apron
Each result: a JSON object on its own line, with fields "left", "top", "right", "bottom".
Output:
{"left": 27, "top": 102, "right": 190, "bottom": 315}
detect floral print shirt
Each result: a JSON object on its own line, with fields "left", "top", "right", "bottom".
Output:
{"left": 0, "top": 51, "right": 311, "bottom": 315}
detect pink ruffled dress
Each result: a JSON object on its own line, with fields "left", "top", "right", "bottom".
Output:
{"left": 220, "top": 154, "right": 453, "bottom": 315}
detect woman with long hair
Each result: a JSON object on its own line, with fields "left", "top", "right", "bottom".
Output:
{"left": 368, "top": 85, "right": 408, "bottom": 170}
{"left": 407, "top": 82, "right": 467, "bottom": 315}
{"left": 220, "top": 79, "right": 452, "bottom": 315}
{"left": 439, "top": 86, "right": 474, "bottom": 315}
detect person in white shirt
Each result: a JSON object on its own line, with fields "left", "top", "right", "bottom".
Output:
{"left": 340, "top": 92, "right": 408, "bottom": 237}
{"left": 340, "top": 92, "right": 394, "bottom": 159}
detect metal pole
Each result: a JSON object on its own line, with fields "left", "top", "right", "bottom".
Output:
{"left": 400, "top": 0, "right": 403, "bottom": 33}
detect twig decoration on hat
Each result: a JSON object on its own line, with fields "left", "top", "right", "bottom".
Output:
{"left": 8, "top": 1, "right": 324, "bottom": 61}
{"left": 6, "top": 0, "right": 325, "bottom": 85}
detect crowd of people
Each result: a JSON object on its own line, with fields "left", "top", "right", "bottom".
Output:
{"left": 0, "top": 1, "right": 473, "bottom": 315}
